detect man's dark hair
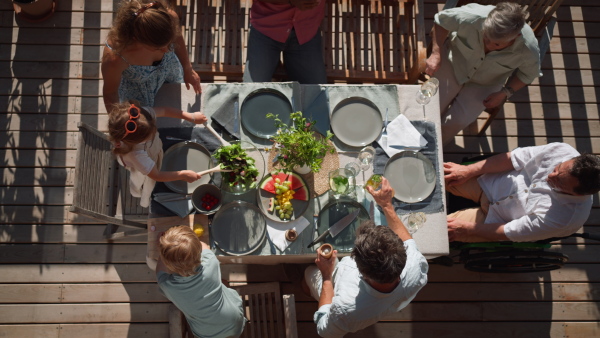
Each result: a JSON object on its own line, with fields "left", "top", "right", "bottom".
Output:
{"left": 570, "top": 154, "right": 600, "bottom": 195}
{"left": 351, "top": 220, "right": 406, "bottom": 284}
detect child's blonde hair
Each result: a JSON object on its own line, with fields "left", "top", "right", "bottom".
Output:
{"left": 159, "top": 226, "right": 202, "bottom": 277}
{"left": 107, "top": 0, "right": 178, "bottom": 53}
{"left": 108, "top": 100, "right": 157, "bottom": 155}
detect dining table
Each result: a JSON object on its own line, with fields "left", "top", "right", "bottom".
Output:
{"left": 146, "top": 82, "right": 449, "bottom": 266}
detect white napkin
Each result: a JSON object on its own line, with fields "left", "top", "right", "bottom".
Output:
{"left": 377, "top": 114, "right": 427, "bottom": 157}
{"left": 266, "top": 216, "right": 310, "bottom": 252}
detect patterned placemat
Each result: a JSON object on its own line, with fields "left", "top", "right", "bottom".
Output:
{"left": 267, "top": 138, "right": 339, "bottom": 197}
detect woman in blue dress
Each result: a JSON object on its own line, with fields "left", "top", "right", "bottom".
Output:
{"left": 101, "top": 0, "right": 200, "bottom": 111}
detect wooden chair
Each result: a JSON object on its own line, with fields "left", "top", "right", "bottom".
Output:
{"left": 188, "top": 0, "right": 426, "bottom": 84}
{"left": 169, "top": 282, "right": 298, "bottom": 338}
{"left": 437, "top": 0, "right": 563, "bottom": 136}
{"left": 69, "top": 122, "right": 148, "bottom": 239}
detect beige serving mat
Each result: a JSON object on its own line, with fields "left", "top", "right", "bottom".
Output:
{"left": 267, "top": 138, "right": 339, "bottom": 197}
{"left": 147, "top": 214, "right": 209, "bottom": 261}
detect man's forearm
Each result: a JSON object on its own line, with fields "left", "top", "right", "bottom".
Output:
{"left": 470, "top": 222, "right": 508, "bottom": 242}
{"left": 381, "top": 204, "right": 412, "bottom": 241}
{"left": 318, "top": 279, "right": 334, "bottom": 308}
{"left": 467, "top": 152, "right": 514, "bottom": 178}
{"left": 430, "top": 24, "right": 449, "bottom": 56}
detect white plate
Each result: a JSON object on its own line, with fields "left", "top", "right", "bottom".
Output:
{"left": 384, "top": 151, "right": 436, "bottom": 203}
{"left": 330, "top": 97, "right": 382, "bottom": 147}
{"left": 161, "top": 141, "right": 212, "bottom": 194}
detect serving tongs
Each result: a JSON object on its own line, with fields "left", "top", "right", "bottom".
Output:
{"left": 197, "top": 164, "right": 232, "bottom": 176}
{"left": 203, "top": 122, "right": 231, "bottom": 146}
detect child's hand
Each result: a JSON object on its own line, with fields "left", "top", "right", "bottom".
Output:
{"left": 180, "top": 170, "right": 202, "bottom": 183}
{"left": 191, "top": 112, "right": 207, "bottom": 125}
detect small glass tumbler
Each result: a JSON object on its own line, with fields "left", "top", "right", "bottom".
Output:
{"left": 358, "top": 146, "right": 376, "bottom": 171}
{"left": 329, "top": 168, "right": 355, "bottom": 197}
{"left": 344, "top": 161, "right": 361, "bottom": 177}
{"left": 364, "top": 174, "right": 382, "bottom": 191}
{"left": 406, "top": 212, "right": 426, "bottom": 234}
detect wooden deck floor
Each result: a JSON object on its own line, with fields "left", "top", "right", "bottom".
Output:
{"left": 0, "top": 0, "right": 599, "bottom": 337}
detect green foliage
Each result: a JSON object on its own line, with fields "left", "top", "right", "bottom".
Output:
{"left": 267, "top": 111, "right": 334, "bottom": 173}
{"left": 213, "top": 143, "right": 259, "bottom": 189}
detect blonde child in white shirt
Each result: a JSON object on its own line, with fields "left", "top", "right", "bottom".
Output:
{"left": 108, "top": 100, "right": 207, "bottom": 207}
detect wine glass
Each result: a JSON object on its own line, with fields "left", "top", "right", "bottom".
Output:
{"left": 415, "top": 77, "right": 439, "bottom": 106}
{"left": 358, "top": 146, "right": 376, "bottom": 172}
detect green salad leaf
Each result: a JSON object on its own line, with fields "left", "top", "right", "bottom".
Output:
{"left": 213, "top": 143, "right": 259, "bottom": 189}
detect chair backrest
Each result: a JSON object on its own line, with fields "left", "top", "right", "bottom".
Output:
{"left": 69, "top": 122, "right": 147, "bottom": 227}
{"left": 189, "top": 0, "right": 426, "bottom": 83}
{"left": 233, "top": 282, "right": 297, "bottom": 338}
{"left": 447, "top": 0, "right": 564, "bottom": 36}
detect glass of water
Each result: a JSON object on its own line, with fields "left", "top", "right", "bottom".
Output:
{"left": 416, "top": 77, "right": 439, "bottom": 106}
{"left": 344, "top": 161, "right": 361, "bottom": 177}
{"left": 405, "top": 212, "right": 426, "bottom": 234}
{"left": 358, "top": 146, "right": 376, "bottom": 171}
{"left": 329, "top": 168, "right": 355, "bottom": 198}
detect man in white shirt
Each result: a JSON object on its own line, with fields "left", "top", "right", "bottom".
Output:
{"left": 303, "top": 178, "right": 428, "bottom": 338}
{"left": 444, "top": 143, "right": 600, "bottom": 242}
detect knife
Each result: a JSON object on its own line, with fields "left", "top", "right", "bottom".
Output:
{"left": 233, "top": 99, "right": 239, "bottom": 136}
{"left": 368, "top": 200, "right": 375, "bottom": 220}
{"left": 307, "top": 209, "right": 360, "bottom": 248}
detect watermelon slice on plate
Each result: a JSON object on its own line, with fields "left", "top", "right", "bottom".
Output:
{"left": 288, "top": 172, "right": 305, "bottom": 190}
{"left": 260, "top": 176, "right": 276, "bottom": 194}
{"left": 293, "top": 185, "right": 309, "bottom": 201}
{"left": 271, "top": 171, "right": 289, "bottom": 184}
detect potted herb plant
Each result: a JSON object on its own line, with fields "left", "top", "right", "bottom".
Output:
{"left": 267, "top": 111, "right": 335, "bottom": 174}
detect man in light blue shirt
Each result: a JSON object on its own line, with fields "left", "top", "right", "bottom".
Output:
{"left": 304, "top": 178, "right": 429, "bottom": 337}
{"left": 157, "top": 226, "right": 246, "bottom": 338}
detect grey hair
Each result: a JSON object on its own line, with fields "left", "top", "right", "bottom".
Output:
{"left": 482, "top": 2, "right": 527, "bottom": 41}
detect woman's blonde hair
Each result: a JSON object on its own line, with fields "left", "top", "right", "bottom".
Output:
{"left": 108, "top": 100, "right": 157, "bottom": 155}
{"left": 107, "top": 0, "right": 178, "bottom": 53}
{"left": 483, "top": 2, "right": 527, "bottom": 41}
{"left": 159, "top": 226, "right": 202, "bottom": 277}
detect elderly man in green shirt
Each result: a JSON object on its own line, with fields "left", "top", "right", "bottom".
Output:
{"left": 425, "top": 2, "right": 541, "bottom": 145}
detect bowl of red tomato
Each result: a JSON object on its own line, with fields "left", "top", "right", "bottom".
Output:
{"left": 192, "top": 184, "right": 222, "bottom": 215}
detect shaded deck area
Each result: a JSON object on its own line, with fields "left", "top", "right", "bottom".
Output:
{"left": 0, "top": 0, "right": 599, "bottom": 337}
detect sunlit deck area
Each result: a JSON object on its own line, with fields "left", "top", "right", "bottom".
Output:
{"left": 0, "top": 0, "right": 599, "bottom": 337}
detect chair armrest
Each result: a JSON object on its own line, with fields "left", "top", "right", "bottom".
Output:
{"left": 443, "top": 0, "right": 460, "bottom": 10}
{"left": 283, "top": 294, "right": 298, "bottom": 338}
{"left": 537, "top": 16, "right": 556, "bottom": 60}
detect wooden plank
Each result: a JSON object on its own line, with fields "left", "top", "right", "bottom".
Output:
{"left": 61, "top": 283, "right": 167, "bottom": 303}
{"left": 59, "top": 323, "right": 168, "bottom": 338}
{"left": 542, "top": 52, "right": 600, "bottom": 70}
{"left": 0, "top": 264, "right": 156, "bottom": 283}
{"left": 0, "top": 303, "right": 169, "bottom": 323}
{"left": 0, "top": 244, "right": 65, "bottom": 263}
{"left": 0, "top": 284, "right": 62, "bottom": 303}
{"left": 0, "top": 61, "right": 81, "bottom": 79}
{"left": 0, "top": 114, "right": 106, "bottom": 132}
{"left": 0, "top": 206, "right": 97, "bottom": 224}
{"left": 0, "top": 225, "right": 147, "bottom": 244}
{"left": 0, "top": 168, "right": 74, "bottom": 186}
{"left": 0, "top": 325, "right": 59, "bottom": 338}
{"left": 1, "top": 95, "right": 76, "bottom": 114}
{"left": 0, "top": 131, "right": 79, "bottom": 149}
{"left": 500, "top": 102, "right": 599, "bottom": 120}
{"left": 0, "top": 187, "right": 73, "bottom": 205}
{"left": 0, "top": 149, "right": 77, "bottom": 167}
{"left": 64, "top": 244, "right": 147, "bottom": 263}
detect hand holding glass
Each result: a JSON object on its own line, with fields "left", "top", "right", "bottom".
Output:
{"left": 416, "top": 77, "right": 439, "bottom": 106}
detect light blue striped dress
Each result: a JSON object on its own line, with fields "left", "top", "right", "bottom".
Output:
{"left": 106, "top": 42, "right": 183, "bottom": 107}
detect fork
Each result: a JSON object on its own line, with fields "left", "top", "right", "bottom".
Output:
{"left": 382, "top": 107, "right": 389, "bottom": 137}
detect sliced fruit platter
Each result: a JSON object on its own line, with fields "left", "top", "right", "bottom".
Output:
{"left": 256, "top": 170, "right": 310, "bottom": 222}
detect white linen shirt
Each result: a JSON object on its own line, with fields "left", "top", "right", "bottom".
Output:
{"left": 314, "top": 239, "right": 428, "bottom": 338}
{"left": 478, "top": 143, "right": 593, "bottom": 242}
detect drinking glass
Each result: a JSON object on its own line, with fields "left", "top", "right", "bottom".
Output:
{"left": 405, "top": 212, "right": 426, "bottom": 234}
{"left": 329, "top": 168, "right": 355, "bottom": 197}
{"left": 358, "top": 146, "right": 376, "bottom": 172}
{"left": 344, "top": 161, "right": 361, "bottom": 177}
{"left": 415, "top": 77, "right": 439, "bottom": 106}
